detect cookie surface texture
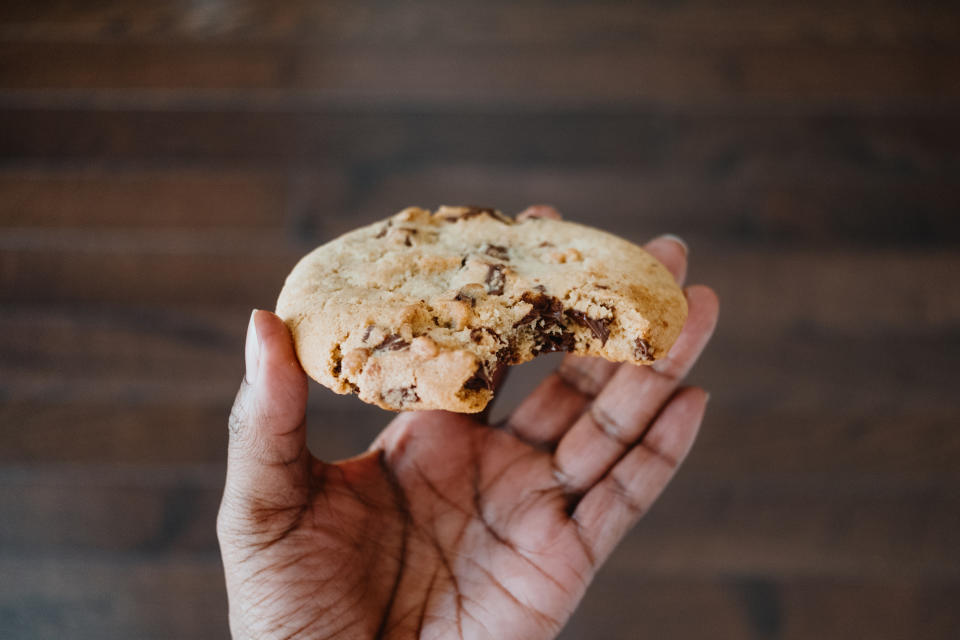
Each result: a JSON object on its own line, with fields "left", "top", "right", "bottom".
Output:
{"left": 276, "top": 206, "right": 687, "bottom": 412}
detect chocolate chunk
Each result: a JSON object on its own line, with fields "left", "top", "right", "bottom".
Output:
{"left": 533, "top": 284, "right": 547, "bottom": 293}
{"left": 375, "top": 333, "right": 410, "bottom": 351}
{"left": 634, "top": 337, "right": 654, "bottom": 361}
{"left": 514, "top": 292, "right": 575, "bottom": 354}
{"left": 470, "top": 327, "right": 501, "bottom": 344}
{"left": 484, "top": 244, "right": 509, "bottom": 260}
{"left": 565, "top": 309, "right": 611, "bottom": 345}
{"left": 496, "top": 344, "right": 518, "bottom": 365}
{"left": 516, "top": 292, "right": 564, "bottom": 327}
{"left": 459, "top": 256, "right": 467, "bottom": 268}
{"left": 595, "top": 284, "right": 609, "bottom": 290}
{"left": 374, "top": 221, "right": 392, "bottom": 238}
{"left": 403, "top": 235, "right": 412, "bottom": 247}
{"left": 455, "top": 290, "right": 477, "bottom": 307}
{"left": 382, "top": 386, "right": 420, "bottom": 405}
{"left": 485, "top": 264, "right": 506, "bottom": 295}
{"left": 331, "top": 344, "right": 343, "bottom": 377}
{"left": 462, "top": 365, "right": 493, "bottom": 391}
{"left": 362, "top": 325, "right": 375, "bottom": 342}
{"left": 537, "top": 330, "right": 576, "bottom": 354}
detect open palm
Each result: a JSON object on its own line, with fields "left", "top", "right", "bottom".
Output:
{"left": 218, "top": 233, "right": 718, "bottom": 640}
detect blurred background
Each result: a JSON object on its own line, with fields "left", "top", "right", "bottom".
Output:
{"left": 1, "top": 1, "right": 959, "bottom": 638}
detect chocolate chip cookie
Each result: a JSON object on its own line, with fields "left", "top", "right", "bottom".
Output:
{"left": 276, "top": 206, "right": 687, "bottom": 412}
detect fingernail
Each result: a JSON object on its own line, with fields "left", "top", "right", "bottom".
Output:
{"left": 705, "top": 391, "right": 712, "bottom": 405}
{"left": 660, "top": 234, "right": 688, "bottom": 256}
{"left": 244, "top": 309, "right": 262, "bottom": 385}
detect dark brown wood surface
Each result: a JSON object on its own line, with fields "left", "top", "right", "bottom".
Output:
{"left": 2, "top": 1, "right": 959, "bottom": 638}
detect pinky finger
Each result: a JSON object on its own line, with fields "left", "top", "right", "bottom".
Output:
{"left": 570, "top": 387, "right": 709, "bottom": 565}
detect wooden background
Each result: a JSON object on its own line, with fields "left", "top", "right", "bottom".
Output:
{"left": 2, "top": 1, "right": 959, "bottom": 638}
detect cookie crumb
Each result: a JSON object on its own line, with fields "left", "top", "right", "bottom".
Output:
{"left": 485, "top": 264, "right": 506, "bottom": 295}
{"left": 375, "top": 334, "right": 410, "bottom": 351}
{"left": 634, "top": 337, "right": 654, "bottom": 361}
{"left": 342, "top": 348, "right": 371, "bottom": 376}
{"left": 411, "top": 336, "right": 439, "bottom": 358}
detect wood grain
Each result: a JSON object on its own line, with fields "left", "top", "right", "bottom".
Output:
{"left": 3, "top": 42, "right": 958, "bottom": 107}
{"left": 4, "top": 108, "right": 960, "bottom": 168}
{"left": 3, "top": 165, "right": 957, "bottom": 246}
{"left": 2, "top": 467, "right": 958, "bottom": 578}
{"left": 2, "top": 1, "right": 958, "bottom": 638}
{"left": 0, "top": 168, "right": 345, "bottom": 229}
{"left": 2, "top": 553, "right": 957, "bottom": 640}
{"left": 3, "top": 0, "right": 959, "bottom": 48}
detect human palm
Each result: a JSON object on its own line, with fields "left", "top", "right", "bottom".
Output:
{"left": 218, "top": 228, "right": 718, "bottom": 640}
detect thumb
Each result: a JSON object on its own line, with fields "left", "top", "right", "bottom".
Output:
{"left": 222, "top": 310, "right": 310, "bottom": 513}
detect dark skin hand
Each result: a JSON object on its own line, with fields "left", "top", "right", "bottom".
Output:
{"left": 217, "top": 206, "right": 719, "bottom": 639}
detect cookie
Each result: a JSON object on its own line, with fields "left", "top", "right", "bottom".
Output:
{"left": 276, "top": 206, "right": 687, "bottom": 412}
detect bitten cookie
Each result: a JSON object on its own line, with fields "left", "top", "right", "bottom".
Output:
{"left": 276, "top": 206, "right": 687, "bottom": 412}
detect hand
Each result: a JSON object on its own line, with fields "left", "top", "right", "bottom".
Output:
{"left": 217, "top": 207, "right": 719, "bottom": 639}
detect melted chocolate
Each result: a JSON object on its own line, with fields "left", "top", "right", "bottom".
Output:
{"left": 470, "top": 327, "right": 501, "bottom": 344}
{"left": 485, "top": 264, "right": 506, "bottom": 295}
{"left": 634, "top": 337, "right": 653, "bottom": 361}
{"left": 462, "top": 365, "right": 493, "bottom": 391}
{"left": 516, "top": 292, "right": 565, "bottom": 327}
{"left": 537, "top": 330, "right": 576, "bottom": 354}
{"left": 375, "top": 334, "right": 410, "bottom": 351}
{"left": 383, "top": 386, "right": 420, "bottom": 405}
{"left": 514, "top": 292, "right": 577, "bottom": 355}
{"left": 455, "top": 289, "right": 477, "bottom": 307}
{"left": 565, "top": 309, "right": 611, "bottom": 345}
{"left": 484, "top": 244, "right": 509, "bottom": 260}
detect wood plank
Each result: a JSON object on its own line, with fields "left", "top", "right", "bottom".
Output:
{"left": 690, "top": 408, "right": 960, "bottom": 477}
{"left": 2, "top": 242, "right": 957, "bottom": 330}
{"left": 694, "top": 332, "right": 960, "bottom": 417}
{"left": 2, "top": 302, "right": 958, "bottom": 471}
{"left": 2, "top": 109, "right": 957, "bottom": 180}
{"left": 3, "top": 553, "right": 956, "bottom": 639}
{"left": 0, "top": 468, "right": 223, "bottom": 555}
{"left": 3, "top": 165, "right": 958, "bottom": 245}
{"left": 0, "top": 236, "right": 294, "bottom": 305}
{"left": 561, "top": 572, "right": 960, "bottom": 640}
{"left": 1, "top": 301, "right": 956, "bottom": 472}
{"left": 353, "top": 166, "right": 960, "bottom": 247}
{"left": 1, "top": 249, "right": 958, "bottom": 416}
{"left": 0, "top": 168, "right": 346, "bottom": 229}
{"left": 0, "top": 554, "right": 229, "bottom": 640}
{"left": 0, "top": 324, "right": 955, "bottom": 465}
{"left": 0, "top": 402, "right": 387, "bottom": 465}
{"left": 1, "top": 403, "right": 957, "bottom": 478}
{"left": 2, "top": 0, "right": 958, "bottom": 48}
{"left": 2, "top": 467, "right": 958, "bottom": 579}
{"left": 0, "top": 302, "right": 243, "bottom": 378}
{"left": 625, "top": 473, "right": 960, "bottom": 579}
{"left": 1, "top": 42, "right": 958, "bottom": 106}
